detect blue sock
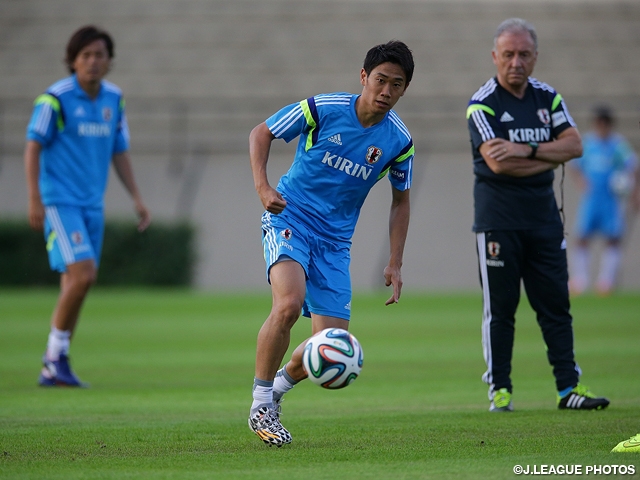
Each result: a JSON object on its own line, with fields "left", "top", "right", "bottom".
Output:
{"left": 558, "top": 386, "right": 574, "bottom": 398}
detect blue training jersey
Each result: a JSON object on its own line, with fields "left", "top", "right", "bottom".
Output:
{"left": 26, "top": 74, "right": 129, "bottom": 208}
{"left": 265, "top": 92, "right": 414, "bottom": 243}
{"left": 571, "top": 132, "right": 637, "bottom": 197}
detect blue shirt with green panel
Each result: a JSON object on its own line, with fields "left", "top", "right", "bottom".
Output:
{"left": 26, "top": 74, "right": 129, "bottom": 209}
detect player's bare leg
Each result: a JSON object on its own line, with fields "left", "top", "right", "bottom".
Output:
{"left": 52, "top": 260, "right": 97, "bottom": 334}
{"left": 40, "top": 259, "right": 96, "bottom": 387}
{"left": 596, "top": 238, "right": 622, "bottom": 296}
{"left": 255, "top": 260, "right": 306, "bottom": 382}
{"left": 250, "top": 260, "right": 305, "bottom": 446}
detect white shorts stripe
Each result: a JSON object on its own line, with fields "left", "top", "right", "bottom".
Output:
{"left": 262, "top": 213, "right": 280, "bottom": 267}
{"left": 45, "top": 206, "right": 75, "bottom": 265}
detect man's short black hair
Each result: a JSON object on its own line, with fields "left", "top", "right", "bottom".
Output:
{"left": 593, "top": 105, "right": 614, "bottom": 125}
{"left": 65, "top": 25, "right": 114, "bottom": 74}
{"left": 363, "top": 40, "right": 414, "bottom": 85}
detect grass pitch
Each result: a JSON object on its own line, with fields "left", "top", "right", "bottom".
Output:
{"left": 0, "top": 289, "right": 638, "bottom": 479}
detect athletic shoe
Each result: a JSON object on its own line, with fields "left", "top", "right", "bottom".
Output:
{"left": 273, "top": 395, "right": 284, "bottom": 413}
{"left": 611, "top": 433, "right": 640, "bottom": 453}
{"left": 557, "top": 384, "right": 609, "bottom": 410}
{"left": 38, "top": 353, "right": 88, "bottom": 387}
{"left": 489, "top": 388, "right": 513, "bottom": 412}
{"left": 248, "top": 405, "right": 292, "bottom": 447}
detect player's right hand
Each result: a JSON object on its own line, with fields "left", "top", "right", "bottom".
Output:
{"left": 28, "top": 198, "right": 45, "bottom": 232}
{"left": 260, "top": 187, "right": 287, "bottom": 214}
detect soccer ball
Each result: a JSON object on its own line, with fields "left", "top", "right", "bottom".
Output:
{"left": 302, "top": 328, "right": 363, "bottom": 389}
{"left": 609, "top": 170, "right": 634, "bottom": 197}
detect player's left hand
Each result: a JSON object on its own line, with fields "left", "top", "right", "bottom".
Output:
{"left": 383, "top": 265, "right": 403, "bottom": 305}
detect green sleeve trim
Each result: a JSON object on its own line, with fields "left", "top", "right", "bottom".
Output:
{"left": 119, "top": 97, "right": 126, "bottom": 110}
{"left": 395, "top": 145, "right": 415, "bottom": 163}
{"left": 299, "top": 99, "right": 317, "bottom": 152}
{"left": 378, "top": 144, "right": 415, "bottom": 180}
{"left": 377, "top": 167, "right": 391, "bottom": 180}
{"left": 466, "top": 104, "right": 495, "bottom": 119}
{"left": 34, "top": 94, "right": 64, "bottom": 131}
{"left": 551, "top": 93, "right": 563, "bottom": 112}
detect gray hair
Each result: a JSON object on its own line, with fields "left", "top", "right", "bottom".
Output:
{"left": 493, "top": 18, "right": 538, "bottom": 51}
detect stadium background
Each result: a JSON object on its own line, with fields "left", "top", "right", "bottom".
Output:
{"left": 1, "top": 0, "right": 639, "bottom": 292}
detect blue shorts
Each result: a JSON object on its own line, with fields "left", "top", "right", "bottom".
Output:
{"left": 44, "top": 205, "right": 104, "bottom": 272}
{"left": 574, "top": 193, "right": 624, "bottom": 239}
{"left": 261, "top": 211, "right": 352, "bottom": 321}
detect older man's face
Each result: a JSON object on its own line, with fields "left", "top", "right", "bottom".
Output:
{"left": 492, "top": 30, "right": 537, "bottom": 93}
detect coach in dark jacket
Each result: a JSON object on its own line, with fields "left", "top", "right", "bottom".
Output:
{"left": 466, "top": 17, "right": 609, "bottom": 412}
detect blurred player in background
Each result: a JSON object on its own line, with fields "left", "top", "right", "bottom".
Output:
{"left": 466, "top": 18, "right": 609, "bottom": 412}
{"left": 248, "top": 40, "right": 414, "bottom": 446}
{"left": 24, "top": 25, "right": 151, "bottom": 387}
{"left": 569, "top": 105, "right": 639, "bottom": 296}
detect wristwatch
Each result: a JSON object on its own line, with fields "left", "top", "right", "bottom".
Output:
{"left": 527, "top": 141, "right": 538, "bottom": 159}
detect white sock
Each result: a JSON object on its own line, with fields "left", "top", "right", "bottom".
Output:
{"left": 251, "top": 378, "right": 274, "bottom": 414}
{"left": 597, "top": 245, "right": 621, "bottom": 291}
{"left": 571, "top": 246, "right": 590, "bottom": 293}
{"left": 273, "top": 363, "right": 298, "bottom": 402}
{"left": 46, "top": 328, "right": 71, "bottom": 361}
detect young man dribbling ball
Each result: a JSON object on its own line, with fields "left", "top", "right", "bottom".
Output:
{"left": 248, "top": 40, "right": 415, "bottom": 446}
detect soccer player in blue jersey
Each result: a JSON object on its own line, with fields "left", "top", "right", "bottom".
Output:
{"left": 569, "top": 106, "right": 639, "bottom": 296}
{"left": 467, "top": 18, "right": 608, "bottom": 412}
{"left": 24, "top": 26, "right": 151, "bottom": 387}
{"left": 247, "top": 40, "right": 415, "bottom": 446}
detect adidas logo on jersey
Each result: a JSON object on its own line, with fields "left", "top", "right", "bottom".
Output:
{"left": 500, "top": 111, "right": 515, "bottom": 122}
{"left": 328, "top": 134, "right": 343, "bottom": 145}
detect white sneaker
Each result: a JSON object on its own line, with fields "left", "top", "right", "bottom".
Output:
{"left": 489, "top": 388, "right": 514, "bottom": 412}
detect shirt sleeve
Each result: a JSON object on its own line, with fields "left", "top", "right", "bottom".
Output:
{"left": 466, "top": 101, "right": 500, "bottom": 149}
{"left": 549, "top": 91, "right": 576, "bottom": 138}
{"left": 388, "top": 140, "right": 414, "bottom": 191}
{"left": 113, "top": 97, "right": 129, "bottom": 154}
{"left": 265, "top": 99, "right": 310, "bottom": 143}
{"left": 25, "top": 93, "right": 61, "bottom": 146}
{"left": 615, "top": 136, "right": 638, "bottom": 171}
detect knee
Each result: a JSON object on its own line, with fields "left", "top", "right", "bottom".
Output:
{"left": 271, "top": 296, "right": 304, "bottom": 328}
{"left": 66, "top": 265, "right": 97, "bottom": 293}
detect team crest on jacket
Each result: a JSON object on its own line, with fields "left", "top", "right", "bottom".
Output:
{"left": 102, "top": 107, "right": 112, "bottom": 122}
{"left": 281, "top": 228, "right": 292, "bottom": 240}
{"left": 487, "top": 241, "right": 500, "bottom": 257}
{"left": 536, "top": 108, "right": 550, "bottom": 125}
{"left": 365, "top": 145, "right": 383, "bottom": 164}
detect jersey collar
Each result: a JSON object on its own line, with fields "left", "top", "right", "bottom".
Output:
{"left": 72, "top": 73, "right": 104, "bottom": 100}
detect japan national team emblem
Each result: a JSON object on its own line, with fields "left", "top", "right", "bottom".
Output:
{"left": 365, "top": 145, "right": 383, "bottom": 164}
{"left": 102, "top": 107, "right": 112, "bottom": 122}
{"left": 71, "top": 231, "right": 83, "bottom": 245}
{"left": 536, "top": 108, "right": 550, "bottom": 125}
{"left": 487, "top": 241, "right": 500, "bottom": 258}
{"left": 281, "top": 228, "right": 292, "bottom": 240}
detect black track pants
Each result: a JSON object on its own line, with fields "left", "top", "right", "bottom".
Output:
{"left": 476, "top": 227, "right": 580, "bottom": 396}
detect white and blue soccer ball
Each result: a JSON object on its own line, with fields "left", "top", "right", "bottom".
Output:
{"left": 609, "top": 170, "right": 635, "bottom": 197}
{"left": 302, "top": 328, "right": 363, "bottom": 389}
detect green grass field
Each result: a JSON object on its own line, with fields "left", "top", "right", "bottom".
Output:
{"left": 1, "top": 289, "right": 638, "bottom": 479}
